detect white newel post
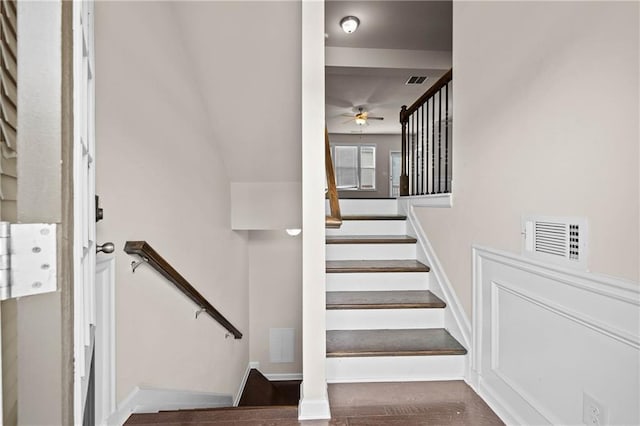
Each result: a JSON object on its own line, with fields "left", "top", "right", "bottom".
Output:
{"left": 299, "top": 0, "right": 330, "bottom": 420}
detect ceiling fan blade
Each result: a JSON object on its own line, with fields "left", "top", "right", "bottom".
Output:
{"left": 367, "top": 116, "right": 384, "bottom": 121}
{"left": 340, "top": 113, "right": 354, "bottom": 118}
{"left": 342, "top": 117, "right": 357, "bottom": 124}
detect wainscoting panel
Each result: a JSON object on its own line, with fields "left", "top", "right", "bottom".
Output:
{"left": 471, "top": 246, "right": 639, "bottom": 425}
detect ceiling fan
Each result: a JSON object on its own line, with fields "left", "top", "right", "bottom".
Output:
{"left": 341, "top": 107, "right": 384, "bottom": 126}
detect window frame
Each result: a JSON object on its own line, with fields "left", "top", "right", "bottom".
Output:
{"left": 331, "top": 144, "right": 377, "bottom": 191}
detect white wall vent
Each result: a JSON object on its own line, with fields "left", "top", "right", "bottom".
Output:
{"left": 522, "top": 215, "right": 588, "bottom": 270}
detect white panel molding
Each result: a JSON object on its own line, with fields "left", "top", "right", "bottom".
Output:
{"left": 398, "top": 199, "right": 471, "bottom": 353}
{"left": 107, "top": 387, "right": 233, "bottom": 426}
{"left": 95, "top": 256, "right": 116, "bottom": 426}
{"left": 472, "top": 246, "right": 640, "bottom": 426}
{"left": 234, "top": 361, "right": 259, "bottom": 407}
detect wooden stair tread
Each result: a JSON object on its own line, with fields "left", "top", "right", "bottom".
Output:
{"left": 326, "top": 259, "right": 430, "bottom": 273}
{"left": 326, "top": 235, "right": 417, "bottom": 244}
{"left": 326, "top": 329, "right": 467, "bottom": 357}
{"left": 342, "top": 215, "right": 407, "bottom": 221}
{"left": 327, "top": 290, "right": 445, "bottom": 310}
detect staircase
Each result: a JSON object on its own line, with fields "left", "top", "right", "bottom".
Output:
{"left": 325, "top": 199, "right": 467, "bottom": 382}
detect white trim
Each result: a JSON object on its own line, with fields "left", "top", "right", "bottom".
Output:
{"left": 399, "top": 193, "right": 453, "bottom": 208}
{"left": 399, "top": 200, "right": 471, "bottom": 352}
{"left": 107, "top": 387, "right": 232, "bottom": 426}
{"left": 95, "top": 256, "right": 116, "bottom": 426}
{"left": 466, "top": 376, "right": 525, "bottom": 426}
{"left": 298, "top": 391, "right": 331, "bottom": 420}
{"left": 472, "top": 245, "right": 639, "bottom": 304}
{"left": 233, "top": 361, "right": 259, "bottom": 406}
{"left": 264, "top": 372, "right": 303, "bottom": 381}
{"left": 389, "top": 150, "right": 401, "bottom": 197}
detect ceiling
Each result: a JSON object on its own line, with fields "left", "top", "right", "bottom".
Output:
{"left": 325, "top": 1, "right": 452, "bottom": 135}
{"left": 325, "top": 1, "right": 453, "bottom": 51}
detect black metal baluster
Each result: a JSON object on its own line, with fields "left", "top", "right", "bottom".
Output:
{"left": 445, "top": 82, "right": 449, "bottom": 193}
{"left": 413, "top": 111, "right": 420, "bottom": 195}
{"left": 431, "top": 96, "right": 435, "bottom": 194}
{"left": 420, "top": 105, "right": 425, "bottom": 195}
{"left": 425, "top": 98, "right": 429, "bottom": 195}
{"left": 438, "top": 88, "right": 442, "bottom": 193}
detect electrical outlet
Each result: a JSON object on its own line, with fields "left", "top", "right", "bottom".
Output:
{"left": 583, "top": 393, "right": 607, "bottom": 425}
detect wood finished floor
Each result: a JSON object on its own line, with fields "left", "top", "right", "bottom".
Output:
{"left": 125, "top": 381, "right": 503, "bottom": 425}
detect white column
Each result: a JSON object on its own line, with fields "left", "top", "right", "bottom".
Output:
{"left": 299, "top": 0, "right": 330, "bottom": 420}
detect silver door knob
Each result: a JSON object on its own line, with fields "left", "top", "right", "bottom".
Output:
{"left": 97, "top": 242, "right": 115, "bottom": 254}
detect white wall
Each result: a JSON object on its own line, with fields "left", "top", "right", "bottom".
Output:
{"left": 416, "top": 1, "right": 640, "bottom": 317}
{"left": 95, "top": 2, "right": 250, "bottom": 402}
{"left": 248, "top": 231, "right": 302, "bottom": 376}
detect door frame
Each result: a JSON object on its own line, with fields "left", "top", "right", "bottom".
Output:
{"left": 389, "top": 150, "right": 401, "bottom": 198}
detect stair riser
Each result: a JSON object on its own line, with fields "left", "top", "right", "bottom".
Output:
{"left": 326, "top": 244, "right": 416, "bottom": 261}
{"left": 326, "top": 309, "right": 443, "bottom": 330}
{"left": 326, "top": 272, "right": 429, "bottom": 292}
{"left": 326, "top": 221, "right": 406, "bottom": 236}
{"left": 326, "top": 355, "right": 466, "bottom": 383}
{"left": 326, "top": 199, "right": 398, "bottom": 215}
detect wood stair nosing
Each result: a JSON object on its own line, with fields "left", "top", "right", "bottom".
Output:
{"left": 326, "top": 235, "right": 417, "bottom": 245}
{"left": 326, "top": 290, "right": 446, "bottom": 310}
{"left": 326, "top": 259, "right": 430, "bottom": 273}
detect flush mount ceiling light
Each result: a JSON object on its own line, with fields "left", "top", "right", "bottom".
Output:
{"left": 340, "top": 16, "right": 360, "bottom": 34}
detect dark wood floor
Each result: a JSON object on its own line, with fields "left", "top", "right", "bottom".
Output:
{"left": 126, "top": 381, "right": 503, "bottom": 425}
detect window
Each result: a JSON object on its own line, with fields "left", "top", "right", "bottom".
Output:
{"left": 332, "top": 144, "right": 376, "bottom": 191}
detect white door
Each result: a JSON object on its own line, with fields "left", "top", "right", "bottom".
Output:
{"left": 73, "top": 2, "right": 115, "bottom": 425}
{"left": 389, "top": 151, "right": 401, "bottom": 198}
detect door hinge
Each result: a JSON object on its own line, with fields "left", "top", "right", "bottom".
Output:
{"left": 0, "top": 222, "right": 57, "bottom": 300}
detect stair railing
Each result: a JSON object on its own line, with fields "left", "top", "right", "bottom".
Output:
{"left": 124, "top": 241, "right": 243, "bottom": 339}
{"left": 400, "top": 69, "right": 453, "bottom": 196}
{"left": 325, "top": 128, "right": 342, "bottom": 228}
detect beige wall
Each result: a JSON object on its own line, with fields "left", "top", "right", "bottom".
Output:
{"left": 416, "top": 1, "right": 640, "bottom": 317}
{"left": 95, "top": 2, "right": 251, "bottom": 401}
{"left": 249, "top": 231, "right": 302, "bottom": 374}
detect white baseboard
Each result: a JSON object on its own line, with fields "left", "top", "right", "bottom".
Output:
{"left": 264, "top": 372, "right": 303, "bottom": 381}
{"left": 399, "top": 199, "right": 471, "bottom": 352}
{"left": 234, "top": 361, "right": 260, "bottom": 406}
{"left": 107, "top": 386, "right": 232, "bottom": 426}
{"left": 466, "top": 376, "right": 523, "bottom": 426}
{"left": 298, "top": 385, "right": 331, "bottom": 420}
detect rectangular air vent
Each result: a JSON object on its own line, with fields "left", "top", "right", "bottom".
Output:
{"left": 405, "top": 76, "right": 427, "bottom": 85}
{"left": 522, "top": 215, "right": 588, "bottom": 270}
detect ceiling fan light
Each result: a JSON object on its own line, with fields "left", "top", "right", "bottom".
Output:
{"left": 340, "top": 16, "right": 360, "bottom": 34}
{"left": 355, "top": 117, "right": 367, "bottom": 126}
